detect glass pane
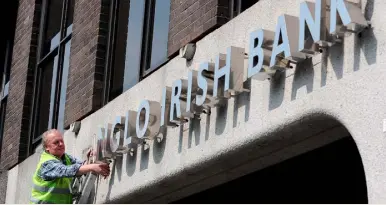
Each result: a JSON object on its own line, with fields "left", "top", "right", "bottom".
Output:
{"left": 57, "top": 40, "right": 71, "bottom": 132}
{"left": 35, "top": 55, "right": 58, "bottom": 138}
{"left": 66, "top": 24, "right": 73, "bottom": 36}
{"left": 4, "top": 40, "right": 13, "bottom": 83}
{"left": 48, "top": 57, "right": 59, "bottom": 129}
{"left": 1, "top": 0, "right": 17, "bottom": 84}
{"left": 65, "top": 0, "right": 74, "bottom": 36}
{"left": 66, "top": 0, "right": 74, "bottom": 33}
{"left": 43, "top": 0, "right": 63, "bottom": 56}
{"left": 109, "top": 0, "right": 130, "bottom": 101}
{"left": 149, "top": 0, "right": 171, "bottom": 70}
{"left": 0, "top": 40, "right": 5, "bottom": 88}
{"left": 123, "top": 0, "right": 145, "bottom": 92}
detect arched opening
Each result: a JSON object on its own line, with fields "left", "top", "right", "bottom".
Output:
{"left": 173, "top": 135, "right": 368, "bottom": 203}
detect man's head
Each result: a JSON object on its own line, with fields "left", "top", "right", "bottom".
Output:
{"left": 43, "top": 129, "right": 65, "bottom": 158}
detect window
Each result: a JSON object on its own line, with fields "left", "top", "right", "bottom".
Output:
{"left": 103, "top": 0, "right": 171, "bottom": 104}
{"left": 0, "top": 0, "right": 18, "bottom": 160}
{"left": 230, "top": 0, "right": 260, "bottom": 19}
{"left": 30, "top": 0, "right": 74, "bottom": 146}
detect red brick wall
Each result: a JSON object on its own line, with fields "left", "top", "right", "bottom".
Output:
{"left": 1, "top": 0, "right": 41, "bottom": 169}
{"left": 168, "top": 0, "right": 229, "bottom": 57}
{"left": 64, "top": 0, "right": 109, "bottom": 128}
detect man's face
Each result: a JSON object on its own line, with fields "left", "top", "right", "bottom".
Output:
{"left": 45, "top": 131, "right": 65, "bottom": 158}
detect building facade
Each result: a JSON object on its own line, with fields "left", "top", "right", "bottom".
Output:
{"left": 0, "top": 0, "right": 384, "bottom": 203}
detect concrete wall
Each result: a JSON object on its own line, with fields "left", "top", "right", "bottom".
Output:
{"left": 6, "top": 0, "right": 386, "bottom": 203}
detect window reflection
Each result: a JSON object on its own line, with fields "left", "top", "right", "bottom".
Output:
{"left": 109, "top": 0, "right": 129, "bottom": 101}
{"left": 105, "top": 0, "right": 171, "bottom": 102}
{"left": 149, "top": 0, "right": 171, "bottom": 70}
{"left": 37, "top": 55, "right": 58, "bottom": 137}
{"left": 33, "top": 0, "right": 74, "bottom": 142}
{"left": 66, "top": 0, "right": 74, "bottom": 33}
{"left": 43, "top": 0, "right": 63, "bottom": 56}
{"left": 57, "top": 40, "right": 71, "bottom": 132}
{"left": 0, "top": 0, "right": 17, "bottom": 158}
{"left": 66, "top": 24, "right": 73, "bottom": 37}
{"left": 123, "top": 0, "right": 145, "bottom": 92}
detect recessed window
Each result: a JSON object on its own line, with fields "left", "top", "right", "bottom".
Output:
{"left": 103, "top": 0, "right": 171, "bottom": 104}
{"left": 31, "top": 0, "right": 74, "bottom": 146}
{"left": 0, "top": 0, "right": 18, "bottom": 160}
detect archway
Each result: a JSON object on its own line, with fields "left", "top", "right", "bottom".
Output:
{"left": 173, "top": 135, "right": 368, "bottom": 203}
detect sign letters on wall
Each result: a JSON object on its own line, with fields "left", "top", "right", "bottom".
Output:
{"left": 94, "top": 0, "right": 369, "bottom": 161}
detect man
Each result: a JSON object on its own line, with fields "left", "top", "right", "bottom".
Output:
{"left": 30, "top": 129, "right": 110, "bottom": 204}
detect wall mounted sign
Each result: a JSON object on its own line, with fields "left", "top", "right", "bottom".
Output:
{"left": 94, "top": 0, "right": 369, "bottom": 161}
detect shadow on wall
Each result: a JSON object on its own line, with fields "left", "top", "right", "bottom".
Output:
{"left": 103, "top": 127, "right": 168, "bottom": 201}
{"left": 354, "top": 0, "right": 377, "bottom": 70}
{"left": 291, "top": 58, "right": 315, "bottom": 101}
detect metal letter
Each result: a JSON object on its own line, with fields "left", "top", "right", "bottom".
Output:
{"left": 160, "top": 87, "right": 168, "bottom": 127}
{"left": 145, "top": 100, "right": 163, "bottom": 140}
{"left": 248, "top": 29, "right": 265, "bottom": 78}
{"left": 186, "top": 71, "right": 193, "bottom": 113}
{"left": 299, "top": 0, "right": 321, "bottom": 52}
{"left": 213, "top": 53, "right": 229, "bottom": 98}
{"left": 110, "top": 116, "right": 125, "bottom": 154}
{"left": 124, "top": 110, "right": 143, "bottom": 150}
{"left": 170, "top": 79, "right": 182, "bottom": 121}
{"left": 178, "top": 70, "right": 199, "bottom": 120}
{"left": 248, "top": 29, "right": 280, "bottom": 80}
{"left": 196, "top": 62, "right": 210, "bottom": 106}
{"left": 329, "top": 0, "right": 351, "bottom": 34}
{"left": 97, "top": 123, "right": 113, "bottom": 160}
{"left": 161, "top": 87, "right": 177, "bottom": 128}
{"left": 270, "top": 15, "right": 306, "bottom": 67}
{"left": 329, "top": 0, "right": 369, "bottom": 35}
{"left": 136, "top": 100, "right": 150, "bottom": 139}
{"left": 225, "top": 46, "right": 247, "bottom": 96}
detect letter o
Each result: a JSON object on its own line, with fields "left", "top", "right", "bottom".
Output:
{"left": 136, "top": 100, "right": 150, "bottom": 138}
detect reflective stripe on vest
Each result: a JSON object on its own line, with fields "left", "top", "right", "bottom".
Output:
{"left": 33, "top": 184, "right": 71, "bottom": 194}
{"left": 30, "top": 196, "right": 55, "bottom": 204}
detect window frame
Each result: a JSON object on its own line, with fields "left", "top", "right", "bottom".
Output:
{"left": 102, "top": 0, "right": 119, "bottom": 105}
{"left": 102, "top": 0, "right": 171, "bottom": 105}
{"left": 0, "top": 0, "right": 18, "bottom": 161}
{"left": 29, "top": 0, "right": 73, "bottom": 150}
{"left": 140, "top": 0, "right": 156, "bottom": 77}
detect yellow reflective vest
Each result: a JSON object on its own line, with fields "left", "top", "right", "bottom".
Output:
{"left": 30, "top": 151, "right": 73, "bottom": 204}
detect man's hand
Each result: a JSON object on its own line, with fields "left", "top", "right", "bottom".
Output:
{"left": 90, "top": 163, "right": 110, "bottom": 177}
{"left": 84, "top": 148, "right": 96, "bottom": 164}
{"left": 77, "top": 162, "right": 111, "bottom": 177}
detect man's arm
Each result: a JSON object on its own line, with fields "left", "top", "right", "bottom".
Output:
{"left": 39, "top": 160, "right": 82, "bottom": 181}
{"left": 75, "top": 164, "right": 108, "bottom": 176}
{"left": 39, "top": 160, "right": 111, "bottom": 181}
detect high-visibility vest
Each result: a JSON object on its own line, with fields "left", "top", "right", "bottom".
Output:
{"left": 30, "top": 151, "right": 73, "bottom": 204}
